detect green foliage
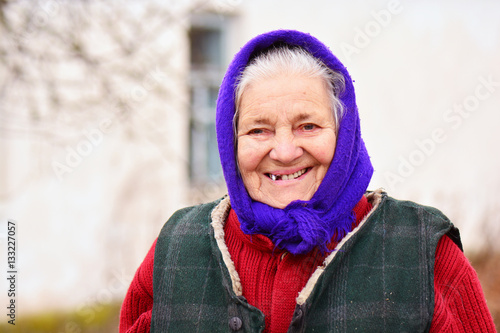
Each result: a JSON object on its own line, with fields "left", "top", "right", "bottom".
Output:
{"left": 0, "top": 301, "right": 121, "bottom": 333}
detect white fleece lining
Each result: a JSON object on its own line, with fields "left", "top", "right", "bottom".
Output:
{"left": 211, "top": 196, "right": 243, "bottom": 296}
{"left": 296, "top": 189, "right": 384, "bottom": 305}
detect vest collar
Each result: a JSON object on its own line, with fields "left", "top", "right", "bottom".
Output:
{"left": 210, "top": 189, "right": 385, "bottom": 300}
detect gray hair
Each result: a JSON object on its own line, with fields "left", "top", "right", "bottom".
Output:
{"left": 234, "top": 46, "right": 346, "bottom": 134}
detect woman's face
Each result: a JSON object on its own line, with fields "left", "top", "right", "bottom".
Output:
{"left": 237, "top": 74, "right": 337, "bottom": 209}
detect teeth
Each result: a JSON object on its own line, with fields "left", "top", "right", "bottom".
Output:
{"left": 269, "top": 168, "right": 308, "bottom": 181}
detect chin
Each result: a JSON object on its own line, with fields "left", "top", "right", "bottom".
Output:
{"left": 261, "top": 194, "right": 313, "bottom": 209}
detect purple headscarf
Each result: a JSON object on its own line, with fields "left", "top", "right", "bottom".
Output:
{"left": 216, "top": 30, "right": 373, "bottom": 255}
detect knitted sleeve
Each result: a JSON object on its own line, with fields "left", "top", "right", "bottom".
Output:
{"left": 430, "top": 235, "right": 496, "bottom": 332}
{"left": 119, "top": 239, "right": 156, "bottom": 333}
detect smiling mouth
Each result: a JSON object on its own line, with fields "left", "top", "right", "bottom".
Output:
{"left": 266, "top": 168, "right": 310, "bottom": 181}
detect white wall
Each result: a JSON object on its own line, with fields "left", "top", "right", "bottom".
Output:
{"left": 0, "top": 2, "right": 191, "bottom": 314}
{"left": 0, "top": 0, "right": 499, "bottom": 316}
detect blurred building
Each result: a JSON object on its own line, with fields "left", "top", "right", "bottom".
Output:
{"left": 0, "top": 0, "right": 499, "bottom": 316}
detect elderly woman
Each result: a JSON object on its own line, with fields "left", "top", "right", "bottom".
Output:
{"left": 120, "top": 30, "right": 495, "bottom": 332}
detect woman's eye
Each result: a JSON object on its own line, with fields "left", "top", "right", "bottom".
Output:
{"left": 249, "top": 128, "right": 264, "bottom": 135}
{"left": 302, "top": 124, "right": 317, "bottom": 131}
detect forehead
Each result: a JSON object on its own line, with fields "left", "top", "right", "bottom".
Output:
{"left": 237, "top": 75, "right": 332, "bottom": 124}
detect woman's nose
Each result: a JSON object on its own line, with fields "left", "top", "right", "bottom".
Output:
{"left": 269, "top": 132, "right": 303, "bottom": 163}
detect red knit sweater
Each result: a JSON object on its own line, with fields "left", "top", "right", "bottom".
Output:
{"left": 119, "top": 199, "right": 496, "bottom": 332}
{"left": 223, "top": 196, "right": 373, "bottom": 332}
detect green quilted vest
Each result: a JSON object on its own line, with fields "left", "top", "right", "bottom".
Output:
{"left": 151, "top": 192, "right": 460, "bottom": 332}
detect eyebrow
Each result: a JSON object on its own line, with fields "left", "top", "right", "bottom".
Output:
{"left": 240, "top": 116, "right": 272, "bottom": 127}
{"left": 249, "top": 118, "right": 271, "bottom": 125}
{"left": 293, "top": 113, "right": 312, "bottom": 122}
{"left": 250, "top": 112, "right": 311, "bottom": 122}
{"left": 239, "top": 112, "right": 314, "bottom": 129}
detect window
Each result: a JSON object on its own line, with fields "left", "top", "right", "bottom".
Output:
{"left": 190, "top": 28, "right": 222, "bottom": 68}
{"left": 188, "top": 15, "right": 226, "bottom": 185}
